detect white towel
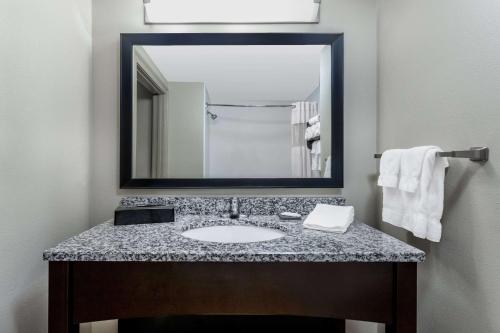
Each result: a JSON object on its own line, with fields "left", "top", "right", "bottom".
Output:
{"left": 303, "top": 204, "right": 354, "bottom": 233}
{"left": 378, "top": 149, "right": 403, "bottom": 188}
{"left": 381, "top": 147, "right": 448, "bottom": 242}
{"left": 399, "top": 146, "right": 438, "bottom": 192}
{"left": 308, "top": 115, "right": 320, "bottom": 126}
{"left": 305, "top": 122, "right": 320, "bottom": 141}
{"left": 323, "top": 156, "right": 331, "bottom": 178}
{"left": 311, "top": 140, "right": 322, "bottom": 172}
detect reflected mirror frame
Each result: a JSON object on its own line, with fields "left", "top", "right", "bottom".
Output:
{"left": 120, "top": 33, "right": 344, "bottom": 188}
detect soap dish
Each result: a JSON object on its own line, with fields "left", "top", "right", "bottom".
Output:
{"left": 278, "top": 212, "right": 302, "bottom": 221}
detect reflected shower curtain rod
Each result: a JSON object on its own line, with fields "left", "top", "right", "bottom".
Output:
{"left": 206, "top": 103, "right": 296, "bottom": 109}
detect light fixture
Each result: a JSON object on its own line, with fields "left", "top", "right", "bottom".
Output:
{"left": 143, "top": 0, "right": 321, "bottom": 24}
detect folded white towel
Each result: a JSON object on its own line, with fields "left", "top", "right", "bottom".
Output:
{"left": 303, "top": 204, "right": 354, "bottom": 233}
{"left": 378, "top": 149, "right": 403, "bottom": 188}
{"left": 305, "top": 122, "right": 320, "bottom": 141}
{"left": 308, "top": 115, "right": 320, "bottom": 125}
{"left": 382, "top": 147, "right": 448, "bottom": 242}
{"left": 399, "top": 146, "right": 437, "bottom": 192}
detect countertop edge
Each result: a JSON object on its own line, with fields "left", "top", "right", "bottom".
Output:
{"left": 42, "top": 218, "right": 426, "bottom": 263}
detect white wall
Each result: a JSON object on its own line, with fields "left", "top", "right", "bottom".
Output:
{"left": 204, "top": 89, "right": 211, "bottom": 177}
{"left": 207, "top": 105, "right": 292, "bottom": 178}
{"left": 377, "top": 0, "right": 500, "bottom": 332}
{"left": 91, "top": 0, "right": 378, "bottom": 227}
{"left": 0, "top": 0, "right": 92, "bottom": 332}
{"left": 166, "top": 82, "right": 206, "bottom": 178}
{"left": 306, "top": 86, "right": 320, "bottom": 103}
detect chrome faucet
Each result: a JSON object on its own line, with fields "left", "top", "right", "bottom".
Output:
{"left": 229, "top": 197, "right": 240, "bottom": 219}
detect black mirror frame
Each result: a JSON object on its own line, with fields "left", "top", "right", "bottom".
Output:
{"left": 120, "top": 33, "right": 343, "bottom": 188}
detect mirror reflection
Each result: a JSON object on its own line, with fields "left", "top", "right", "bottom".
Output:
{"left": 132, "top": 45, "right": 332, "bottom": 179}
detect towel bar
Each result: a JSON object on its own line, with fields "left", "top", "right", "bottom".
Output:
{"left": 374, "top": 147, "right": 489, "bottom": 162}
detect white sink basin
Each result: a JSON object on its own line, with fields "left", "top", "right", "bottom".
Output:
{"left": 181, "top": 225, "right": 285, "bottom": 243}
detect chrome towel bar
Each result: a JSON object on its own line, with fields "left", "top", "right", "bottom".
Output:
{"left": 206, "top": 103, "right": 296, "bottom": 109}
{"left": 374, "top": 147, "right": 489, "bottom": 162}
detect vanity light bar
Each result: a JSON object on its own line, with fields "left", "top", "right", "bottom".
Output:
{"left": 144, "top": 0, "right": 321, "bottom": 24}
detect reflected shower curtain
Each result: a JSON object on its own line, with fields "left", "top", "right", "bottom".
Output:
{"left": 291, "top": 101, "right": 318, "bottom": 178}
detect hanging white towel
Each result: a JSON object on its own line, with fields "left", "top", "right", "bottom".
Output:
{"left": 378, "top": 149, "right": 403, "bottom": 188}
{"left": 305, "top": 122, "right": 320, "bottom": 141}
{"left": 323, "top": 156, "right": 331, "bottom": 178}
{"left": 291, "top": 101, "right": 318, "bottom": 177}
{"left": 381, "top": 147, "right": 448, "bottom": 242}
{"left": 311, "top": 140, "right": 322, "bottom": 172}
{"left": 308, "top": 115, "right": 320, "bottom": 126}
{"left": 399, "top": 146, "right": 438, "bottom": 192}
{"left": 303, "top": 204, "right": 355, "bottom": 233}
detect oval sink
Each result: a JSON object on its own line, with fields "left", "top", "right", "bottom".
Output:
{"left": 181, "top": 225, "right": 285, "bottom": 243}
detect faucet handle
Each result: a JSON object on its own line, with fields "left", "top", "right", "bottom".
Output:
{"left": 229, "top": 197, "right": 240, "bottom": 219}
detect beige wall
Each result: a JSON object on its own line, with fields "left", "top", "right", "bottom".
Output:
{"left": 5, "top": 1, "right": 496, "bottom": 333}
{"left": 0, "top": 0, "right": 92, "bottom": 332}
{"left": 166, "top": 82, "right": 206, "bottom": 178}
{"left": 377, "top": 0, "right": 500, "bottom": 332}
{"left": 91, "top": 0, "right": 378, "bottom": 230}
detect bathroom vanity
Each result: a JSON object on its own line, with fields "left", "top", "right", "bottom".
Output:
{"left": 44, "top": 197, "right": 424, "bottom": 333}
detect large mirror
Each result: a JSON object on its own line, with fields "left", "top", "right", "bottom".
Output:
{"left": 120, "top": 34, "right": 343, "bottom": 188}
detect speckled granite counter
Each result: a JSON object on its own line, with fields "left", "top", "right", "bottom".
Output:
{"left": 119, "top": 196, "right": 346, "bottom": 216}
{"left": 43, "top": 215, "right": 425, "bottom": 263}
{"left": 45, "top": 197, "right": 423, "bottom": 329}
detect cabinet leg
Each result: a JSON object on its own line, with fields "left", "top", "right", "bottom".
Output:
{"left": 386, "top": 263, "right": 417, "bottom": 333}
{"left": 333, "top": 319, "right": 346, "bottom": 332}
{"left": 49, "top": 262, "right": 79, "bottom": 333}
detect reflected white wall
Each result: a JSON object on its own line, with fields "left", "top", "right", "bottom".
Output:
{"left": 207, "top": 105, "right": 292, "bottom": 178}
{"left": 166, "top": 82, "right": 206, "bottom": 178}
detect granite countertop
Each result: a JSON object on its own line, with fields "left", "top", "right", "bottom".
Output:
{"left": 43, "top": 215, "right": 425, "bottom": 263}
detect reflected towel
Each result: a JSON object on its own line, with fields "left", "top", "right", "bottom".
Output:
{"left": 308, "top": 115, "right": 320, "bottom": 126}
{"left": 311, "top": 140, "right": 321, "bottom": 172}
{"left": 305, "top": 122, "right": 320, "bottom": 141}
{"left": 323, "top": 156, "right": 331, "bottom": 178}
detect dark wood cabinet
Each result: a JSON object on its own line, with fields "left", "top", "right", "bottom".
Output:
{"left": 49, "top": 261, "right": 416, "bottom": 333}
